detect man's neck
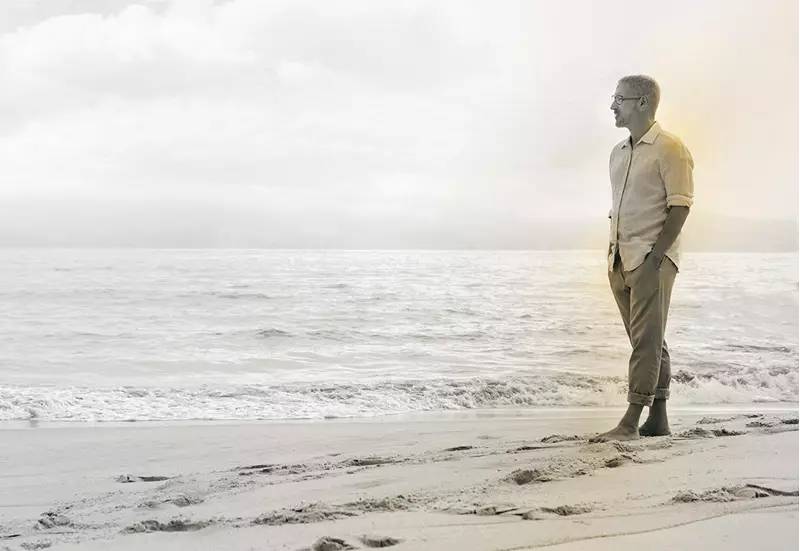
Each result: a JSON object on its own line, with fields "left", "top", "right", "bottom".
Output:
{"left": 628, "top": 118, "right": 655, "bottom": 147}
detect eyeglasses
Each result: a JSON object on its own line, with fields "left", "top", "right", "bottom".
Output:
{"left": 612, "top": 95, "right": 642, "bottom": 105}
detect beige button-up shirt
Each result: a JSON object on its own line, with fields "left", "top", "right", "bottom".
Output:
{"left": 608, "top": 121, "right": 694, "bottom": 272}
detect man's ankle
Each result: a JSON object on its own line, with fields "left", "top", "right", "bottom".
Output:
{"left": 621, "top": 403, "right": 645, "bottom": 427}
{"left": 650, "top": 398, "right": 668, "bottom": 413}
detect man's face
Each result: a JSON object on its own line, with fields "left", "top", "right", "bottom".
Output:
{"left": 610, "top": 83, "right": 642, "bottom": 129}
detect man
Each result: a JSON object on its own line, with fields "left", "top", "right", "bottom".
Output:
{"left": 591, "top": 75, "right": 694, "bottom": 443}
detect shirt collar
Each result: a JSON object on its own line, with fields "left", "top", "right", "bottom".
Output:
{"left": 621, "top": 121, "right": 661, "bottom": 149}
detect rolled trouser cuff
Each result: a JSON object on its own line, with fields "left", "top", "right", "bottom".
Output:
{"left": 654, "top": 387, "right": 671, "bottom": 400}
{"left": 627, "top": 391, "right": 654, "bottom": 407}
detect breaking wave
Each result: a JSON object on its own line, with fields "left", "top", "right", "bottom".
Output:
{"left": 2, "top": 366, "right": 796, "bottom": 422}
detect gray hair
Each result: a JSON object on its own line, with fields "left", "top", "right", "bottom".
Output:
{"left": 618, "top": 75, "right": 661, "bottom": 113}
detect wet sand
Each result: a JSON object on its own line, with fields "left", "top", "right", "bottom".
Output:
{"left": 0, "top": 406, "right": 797, "bottom": 550}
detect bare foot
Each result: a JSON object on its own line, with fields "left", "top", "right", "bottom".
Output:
{"left": 639, "top": 417, "right": 671, "bottom": 437}
{"left": 591, "top": 404, "right": 645, "bottom": 443}
{"left": 589, "top": 425, "right": 640, "bottom": 443}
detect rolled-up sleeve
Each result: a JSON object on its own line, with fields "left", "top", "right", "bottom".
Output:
{"left": 661, "top": 140, "right": 694, "bottom": 208}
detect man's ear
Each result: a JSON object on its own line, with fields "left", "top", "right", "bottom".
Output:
{"left": 639, "top": 96, "right": 648, "bottom": 109}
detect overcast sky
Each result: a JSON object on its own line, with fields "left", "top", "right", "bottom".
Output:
{"left": 0, "top": 0, "right": 797, "bottom": 248}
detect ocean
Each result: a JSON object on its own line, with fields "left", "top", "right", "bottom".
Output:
{"left": 0, "top": 249, "right": 797, "bottom": 422}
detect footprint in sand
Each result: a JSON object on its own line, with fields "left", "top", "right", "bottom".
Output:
{"left": 303, "top": 537, "right": 355, "bottom": 551}
{"left": 696, "top": 417, "right": 734, "bottom": 425}
{"left": 167, "top": 495, "right": 204, "bottom": 507}
{"left": 20, "top": 542, "right": 52, "bottom": 550}
{"left": 116, "top": 475, "right": 171, "bottom": 483}
{"left": 447, "top": 503, "right": 523, "bottom": 517}
{"left": 253, "top": 508, "right": 360, "bottom": 526}
{"left": 517, "top": 445, "right": 544, "bottom": 451}
{"left": 343, "top": 495, "right": 417, "bottom": 512}
{"left": 711, "top": 428, "right": 745, "bottom": 437}
{"left": 675, "top": 427, "right": 715, "bottom": 439}
{"left": 671, "top": 483, "right": 796, "bottom": 504}
{"left": 234, "top": 463, "right": 275, "bottom": 471}
{"left": 605, "top": 455, "right": 635, "bottom": 468}
{"left": 255, "top": 496, "right": 417, "bottom": 528}
{"left": 611, "top": 441, "right": 637, "bottom": 453}
{"left": 475, "top": 504, "right": 519, "bottom": 516}
{"left": 746, "top": 420, "right": 775, "bottom": 428}
{"left": 540, "top": 434, "right": 582, "bottom": 444}
{"left": 671, "top": 484, "right": 798, "bottom": 504}
{"left": 519, "top": 504, "right": 595, "bottom": 520}
{"left": 359, "top": 535, "right": 403, "bottom": 547}
{"left": 238, "top": 463, "right": 309, "bottom": 476}
{"left": 507, "top": 468, "right": 552, "bottom": 485}
{"left": 122, "top": 519, "right": 212, "bottom": 533}
{"left": 540, "top": 504, "right": 595, "bottom": 516}
{"left": 137, "top": 500, "right": 162, "bottom": 510}
{"left": 677, "top": 427, "right": 746, "bottom": 439}
{"left": 507, "top": 444, "right": 552, "bottom": 454}
{"left": 343, "top": 457, "right": 398, "bottom": 467}
{"left": 443, "top": 445, "right": 474, "bottom": 452}
{"left": 35, "top": 512, "right": 80, "bottom": 530}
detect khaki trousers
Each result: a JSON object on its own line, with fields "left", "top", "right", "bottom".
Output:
{"left": 609, "top": 253, "right": 677, "bottom": 406}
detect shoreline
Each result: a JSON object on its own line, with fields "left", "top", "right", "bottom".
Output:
{"left": 1, "top": 402, "right": 797, "bottom": 431}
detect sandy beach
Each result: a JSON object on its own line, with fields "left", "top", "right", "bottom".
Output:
{"left": 0, "top": 406, "right": 797, "bottom": 551}
{"left": 2, "top": 1, "right": 798, "bottom": 550}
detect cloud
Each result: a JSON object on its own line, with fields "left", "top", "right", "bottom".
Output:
{"left": 0, "top": 0, "right": 796, "bottom": 248}
{"left": 0, "top": 1, "right": 489, "bottom": 177}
